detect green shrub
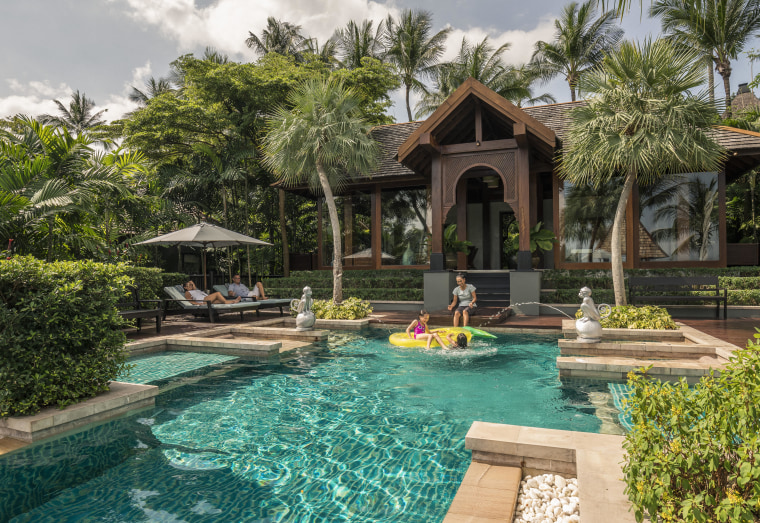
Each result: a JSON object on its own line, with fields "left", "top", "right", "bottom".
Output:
{"left": 120, "top": 266, "right": 163, "bottom": 299}
{"left": 574, "top": 305, "right": 677, "bottom": 330}
{"left": 306, "top": 297, "right": 373, "bottom": 320}
{"left": 0, "top": 257, "right": 130, "bottom": 417}
{"left": 623, "top": 346, "right": 760, "bottom": 521}
{"left": 269, "top": 287, "right": 423, "bottom": 301}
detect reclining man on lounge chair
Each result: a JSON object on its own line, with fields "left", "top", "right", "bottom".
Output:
{"left": 227, "top": 274, "right": 268, "bottom": 301}
{"left": 184, "top": 280, "right": 241, "bottom": 305}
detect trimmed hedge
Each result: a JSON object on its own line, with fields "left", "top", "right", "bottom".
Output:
{"left": 542, "top": 268, "right": 760, "bottom": 306}
{"left": 265, "top": 269, "right": 424, "bottom": 301}
{"left": 0, "top": 257, "right": 130, "bottom": 417}
{"left": 574, "top": 305, "right": 678, "bottom": 330}
{"left": 269, "top": 287, "right": 423, "bottom": 301}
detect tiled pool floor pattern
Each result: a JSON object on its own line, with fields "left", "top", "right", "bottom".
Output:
{"left": 119, "top": 351, "right": 239, "bottom": 384}
{"left": 3, "top": 330, "right": 626, "bottom": 522}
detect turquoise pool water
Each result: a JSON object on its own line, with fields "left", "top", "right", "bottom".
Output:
{"left": 1, "top": 329, "right": 622, "bottom": 522}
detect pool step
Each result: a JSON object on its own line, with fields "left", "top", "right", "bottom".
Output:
{"left": 443, "top": 461, "right": 521, "bottom": 522}
{"left": 557, "top": 355, "right": 726, "bottom": 383}
{"left": 558, "top": 339, "right": 715, "bottom": 360}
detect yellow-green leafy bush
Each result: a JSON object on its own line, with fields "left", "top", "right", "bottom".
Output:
{"left": 309, "top": 297, "right": 373, "bottom": 320}
{"left": 0, "top": 257, "right": 130, "bottom": 417}
{"left": 575, "top": 305, "right": 677, "bottom": 330}
{"left": 623, "top": 344, "right": 760, "bottom": 521}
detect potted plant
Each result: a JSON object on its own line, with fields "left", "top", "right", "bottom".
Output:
{"left": 507, "top": 221, "right": 557, "bottom": 268}
{"left": 443, "top": 224, "right": 474, "bottom": 269}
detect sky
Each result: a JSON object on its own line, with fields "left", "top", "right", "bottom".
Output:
{"left": 2, "top": 0, "right": 760, "bottom": 124}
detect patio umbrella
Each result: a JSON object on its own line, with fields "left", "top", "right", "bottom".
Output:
{"left": 343, "top": 247, "right": 394, "bottom": 260}
{"left": 136, "top": 222, "right": 273, "bottom": 290}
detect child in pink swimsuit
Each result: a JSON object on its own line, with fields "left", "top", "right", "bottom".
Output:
{"left": 405, "top": 310, "right": 446, "bottom": 349}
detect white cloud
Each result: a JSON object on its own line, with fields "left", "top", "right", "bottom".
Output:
{"left": 0, "top": 79, "right": 73, "bottom": 119}
{"left": 442, "top": 17, "right": 556, "bottom": 65}
{"left": 115, "top": 0, "right": 400, "bottom": 56}
{"left": 0, "top": 62, "right": 151, "bottom": 122}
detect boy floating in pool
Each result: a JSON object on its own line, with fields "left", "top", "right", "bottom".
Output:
{"left": 442, "top": 332, "right": 469, "bottom": 350}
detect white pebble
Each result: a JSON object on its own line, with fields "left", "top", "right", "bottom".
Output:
{"left": 514, "top": 474, "right": 580, "bottom": 523}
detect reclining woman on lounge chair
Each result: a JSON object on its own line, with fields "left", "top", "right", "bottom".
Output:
{"left": 184, "top": 281, "right": 241, "bottom": 305}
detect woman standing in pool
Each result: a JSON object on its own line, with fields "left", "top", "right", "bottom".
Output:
{"left": 447, "top": 273, "right": 477, "bottom": 327}
{"left": 406, "top": 310, "right": 447, "bottom": 349}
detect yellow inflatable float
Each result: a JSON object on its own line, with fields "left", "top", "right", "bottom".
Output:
{"left": 388, "top": 327, "right": 472, "bottom": 348}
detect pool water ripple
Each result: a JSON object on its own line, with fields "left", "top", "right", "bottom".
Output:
{"left": 2, "top": 330, "right": 624, "bottom": 522}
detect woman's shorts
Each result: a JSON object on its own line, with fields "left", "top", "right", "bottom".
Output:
{"left": 454, "top": 305, "right": 473, "bottom": 314}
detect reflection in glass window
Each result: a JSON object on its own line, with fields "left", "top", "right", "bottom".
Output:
{"left": 559, "top": 179, "right": 626, "bottom": 263}
{"left": 322, "top": 192, "right": 372, "bottom": 267}
{"left": 381, "top": 187, "right": 430, "bottom": 266}
{"left": 639, "top": 172, "right": 719, "bottom": 262}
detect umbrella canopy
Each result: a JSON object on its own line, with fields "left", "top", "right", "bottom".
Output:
{"left": 136, "top": 222, "right": 273, "bottom": 289}
{"left": 344, "top": 247, "right": 394, "bottom": 260}
{"left": 137, "top": 222, "right": 272, "bottom": 248}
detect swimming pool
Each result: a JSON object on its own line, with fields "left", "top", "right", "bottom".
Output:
{"left": 1, "top": 329, "right": 623, "bottom": 522}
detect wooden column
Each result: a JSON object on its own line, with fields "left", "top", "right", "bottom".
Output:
{"left": 371, "top": 187, "right": 381, "bottom": 269}
{"left": 430, "top": 151, "right": 445, "bottom": 270}
{"left": 515, "top": 123, "right": 532, "bottom": 270}
{"left": 457, "top": 179, "right": 468, "bottom": 270}
{"left": 719, "top": 170, "right": 727, "bottom": 267}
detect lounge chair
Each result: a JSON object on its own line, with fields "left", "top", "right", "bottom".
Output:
{"left": 118, "top": 285, "right": 162, "bottom": 333}
{"left": 213, "top": 284, "right": 292, "bottom": 317}
{"left": 162, "top": 285, "right": 260, "bottom": 323}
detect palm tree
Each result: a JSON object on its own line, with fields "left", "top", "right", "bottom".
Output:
{"left": 416, "top": 37, "right": 556, "bottom": 117}
{"left": 0, "top": 117, "right": 137, "bottom": 260}
{"left": 40, "top": 90, "right": 108, "bottom": 135}
{"left": 129, "top": 77, "right": 175, "bottom": 106}
{"left": 384, "top": 9, "right": 451, "bottom": 121}
{"left": 245, "top": 17, "right": 308, "bottom": 60}
{"left": 334, "top": 19, "right": 387, "bottom": 69}
{"left": 650, "top": 0, "right": 760, "bottom": 117}
{"left": 262, "top": 79, "right": 380, "bottom": 303}
{"left": 559, "top": 38, "right": 725, "bottom": 305}
{"left": 303, "top": 36, "right": 340, "bottom": 66}
{"left": 531, "top": 0, "right": 624, "bottom": 101}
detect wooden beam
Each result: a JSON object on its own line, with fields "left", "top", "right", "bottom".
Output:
{"left": 719, "top": 170, "right": 727, "bottom": 267}
{"left": 441, "top": 139, "right": 517, "bottom": 155}
{"left": 419, "top": 132, "right": 440, "bottom": 152}
{"left": 514, "top": 122, "right": 529, "bottom": 148}
{"left": 475, "top": 99, "right": 482, "bottom": 144}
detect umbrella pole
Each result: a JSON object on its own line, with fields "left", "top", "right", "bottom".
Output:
{"left": 203, "top": 249, "right": 208, "bottom": 291}
{"left": 247, "top": 246, "right": 252, "bottom": 287}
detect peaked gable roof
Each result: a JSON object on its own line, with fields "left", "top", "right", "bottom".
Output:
{"left": 397, "top": 78, "right": 558, "bottom": 172}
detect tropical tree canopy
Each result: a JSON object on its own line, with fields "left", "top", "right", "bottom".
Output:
{"left": 334, "top": 19, "right": 387, "bottom": 69}
{"left": 559, "top": 38, "right": 725, "bottom": 304}
{"left": 262, "top": 78, "right": 380, "bottom": 303}
{"left": 531, "top": 0, "right": 624, "bottom": 101}
{"left": 40, "top": 90, "right": 108, "bottom": 136}
{"left": 650, "top": 0, "right": 760, "bottom": 117}
{"left": 384, "top": 9, "right": 451, "bottom": 121}
{"left": 416, "top": 37, "right": 555, "bottom": 118}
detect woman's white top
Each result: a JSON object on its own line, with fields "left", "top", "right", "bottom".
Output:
{"left": 188, "top": 289, "right": 207, "bottom": 301}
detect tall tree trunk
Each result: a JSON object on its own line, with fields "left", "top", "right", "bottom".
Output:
{"left": 405, "top": 84, "right": 413, "bottom": 122}
{"left": 279, "top": 188, "right": 290, "bottom": 277}
{"left": 569, "top": 81, "right": 576, "bottom": 102}
{"left": 721, "top": 70, "right": 732, "bottom": 118}
{"left": 611, "top": 170, "right": 636, "bottom": 306}
{"left": 708, "top": 59, "right": 715, "bottom": 105}
{"left": 317, "top": 160, "right": 343, "bottom": 304}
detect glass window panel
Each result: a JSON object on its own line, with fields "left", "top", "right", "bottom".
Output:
{"left": 558, "top": 179, "right": 627, "bottom": 263}
{"left": 639, "top": 172, "right": 720, "bottom": 262}
{"left": 321, "top": 191, "right": 372, "bottom": 267}
{"left": 381, "top": 187, "right": 431, "bottom": 266}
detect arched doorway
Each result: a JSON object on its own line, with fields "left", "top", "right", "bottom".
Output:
{"left": 444, "top": 168, "right": 515, "bottom": 270}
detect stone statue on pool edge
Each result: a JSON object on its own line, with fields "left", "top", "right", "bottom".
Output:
{"left": 575, "top": 286, "right": 610, "bottom": 343}
{"left": 292, "top": 286, "right": 315, "bottom": 331}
